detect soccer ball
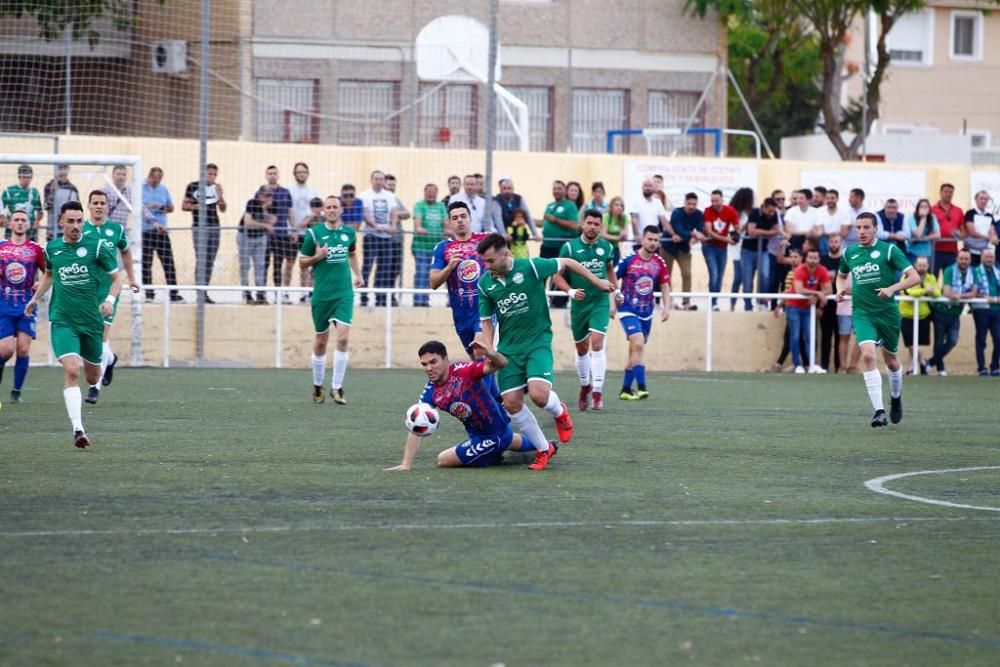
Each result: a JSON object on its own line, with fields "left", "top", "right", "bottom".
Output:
{"left": 405, "top": 402, "right": 440, "bottom": 437}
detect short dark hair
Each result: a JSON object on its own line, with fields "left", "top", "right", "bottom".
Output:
{"left": 886, "top": 198, "right": 898, "bottom": 205}
{"left": 60, "top": 200, "right": 83, "bottom": 217}
{"left": 762, "top": 197, "right": 777, "bottom": 208}
{"left": 685, "top": 192, "right": 698, "bottom": 202}
{"left": 805, "top": 247, "right": 820, "bottom": 257}
{"left": 476, "top": 232, "right": 508, "bottom": 255}
{"left": 87, "top": 189, "right": 106, "bottom": 203}
{"left": 17, "top": 164, "right": 32, "bottom": 176}
{"left": 856, "top": 211, "right": 877, "bottom": 224}
{"left": 293, "top": 161, "right": 309, "bottom": 172}
{"left": 813, "top": 186, "right": 827, "bottom": 195}
{"left": 552, "top": 179, "right": 566, "bottom": 188}
{"left": 642, "top": 225, "right": 661, "bottom": 236}
{"left": 711, "top": 189, "right": 724, "bottom": 197}
{"left": 309, "top": 197, "right": 324, "bottom": 207}
{"left": 786, "top": 247, "right": 802, "bottom": 256}
{"left": 957, "top": 248, "right": 972, "bottom": 256}
{"left": 850, "top": 188, "right": 865, "bottom": 199}
{"left": 828, "top": 189, "right": 839, "bottom": 197}
{"left": 448, "top": 175, "right": 461, "bottom": 182}
{"left": 206, "top": 163, "right": 218, "bottom": 170}
{"left": 385, "top": 174, "right": 396, "bottom": 181}
{"left": 257, "top": 186, "right": 272, "bottom": 197}
{"left": 799, "top": 188, "right": 812, "bottom": 199}
{"left": 473, "top": 173, "right": 483, "bottom": 179}
{"left": 341, "top": 183, "right": 355, "bottom": 192}
{"left": 940, "top": 182, "right": 955, "bottom": 191}
{"left": 591, "top": 181, "right": 605, "bottom": 193}
{"left": 447, "top": 201, "right": 470, "bottom": 216}
{"left": 370, "top": 169, "right": 384, "bottom": 179}
{"left": 418, "top": 340, "right": 448, "bottom": 358}
{"left": 266, "top": 165, "right": 278, "bottom": 171}
{"left": 112, "top": 164, "right": 127, "bottom": 172}
{"left": 583, "top": 208, "right": 603, "bottom": 221}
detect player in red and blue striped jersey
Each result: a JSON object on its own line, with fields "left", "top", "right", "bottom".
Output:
{"left": 385, "top": 340, "right": 548, "bottom": 470}
{"left": 0, "top": 208, "right": 46, "bottom": 403}
{"left": 429, "top": 202, "right": 490, "bottom": 358}
{"left": 615, "top": 225, "right": 671, "bottom": 400}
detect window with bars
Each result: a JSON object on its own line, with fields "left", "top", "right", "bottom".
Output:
{"left": 647, "top": 90, "right": 703, "bottom": 156}
{"left": 335, "top": 80, "right": 400, "bottom": 146}
{"left": 496, "top": 86, "right": 553, "bottom": 152}
{"left": 417, "top": 83, "right": 478, "bottom": 149}
{"left": 572, "top": 88, "right": 628, "bottom": 154}
{"left": 256, "top": 79, "right": 319, "bottom": 143}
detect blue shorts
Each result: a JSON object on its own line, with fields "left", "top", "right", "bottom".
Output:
{"left": 455, "top": 425, "right": 514, "bottom": 468}
{"left": 0, "top": 311, "right": 36, "bottom": 340}
{"left": 619, "top": 313, "right": 652, "bottom": 343}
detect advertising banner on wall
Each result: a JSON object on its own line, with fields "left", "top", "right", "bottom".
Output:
{"left": 970, "top": 170, "right": 1000, "bottom": 216}
{"left": 799, "top": 168, "right": 927, "bottom": 213}
{"left": 623, "top": 160, "right": 759, "bottom": 211}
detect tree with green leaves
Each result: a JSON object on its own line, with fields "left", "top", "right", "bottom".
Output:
{"left": 0, "top": 0, "right": 154, "bottom": 46}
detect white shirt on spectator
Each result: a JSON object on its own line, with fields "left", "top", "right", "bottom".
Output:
{"left": 629, "top": 196, "right": 667, "bottom": 235}
{"left": 816, "top": 206, "right": 848, "bottom": 235}
{"left": 359, "top": 188, "right": 397, "bottom": 238}
{"left": 287, "top": 182, "right": 319, "bottom": 227}
{"left": 784, "top": 205, "right": 817, "bottom": 236}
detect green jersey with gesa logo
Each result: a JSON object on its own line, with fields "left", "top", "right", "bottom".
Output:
{"left": 838, "top": 239, "right": 912, "bottom": 316}
{"left": 559, "top": 236, "right": 613, "bottom": 302}
{"left": 83, "top": 220, "right": 129, "bottom": 299}
{"left": 44, "top": 235, "right": 118, "bottom": 332}
{"left": 478, "top": 257, "right": 560, "bottom": 352}
{"left": 299, "top": 222, "right": 357, "bottom": 302}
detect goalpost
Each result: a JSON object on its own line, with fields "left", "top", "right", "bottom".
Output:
{"left": 0, "top": 153, "right": 145, "bottom": 366}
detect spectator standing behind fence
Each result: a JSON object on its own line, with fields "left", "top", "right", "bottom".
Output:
{"left": 767, "top": 189, "right": 788, "bottom": 295}
{"left": 506, "top": 209, "right": 532, "bottom": 259}
{"left": 906, "top": 199, "right": 939, "bottom": 265}
{"left": 972, "top": 247, "right": 1000, "bottom": 376}
{"left": 340, "top": 184, "right": 363, "bottom": 230}
{"left": 771, "top": 248, "right": 806, "bottom": 372}
{"left": 899, "top": 256, "right": 939, "bottom": 375}
{"left": 43, "top": 165, "right": 80, "bottom": 240}
{"left": 742, "top": 198, "right": 781, "bottom": 312}
{"left": 442, "top": 175, "right": 461, "bottom": 206}
{"left": 239, "top": 187, "right": 275, "bottom": 305}
{"left": 702, "top": 190, "right": 739, "bottom": 311}
{"left": 182, "top": 163, "right": 227, "bottom": 304}
{"left": 262, "top": 166, "right": 295, "bottom": 304}
{"left": 587, "top": 182, "right": 608, "bottom": 215}
{"left": 494, "top": 178, "right": 539, "bottom": 240}
{"left": 566, "top": 181, "right": 586, "bottom": 220}
{"left": 2, "top": 165, "right": 43, "bottom": 241}
{"left": 811, "top": 186, "right": 827, "bottom": 208}
{"left": 412, "top": 184, "right": 446, "bottom": 307}
{"left": 629, "top": 178, "right": 669, "bottom": 241}
{"left": 964, "top": 190, "right": 996, "bottom": 267}
{"left": 141, "top": 167, "right": 180, "bottom": 303}
{"left": 101, "top": 164, "right": 132, "bottom": 228}
{"left": 815, "top": 189, "right": 848, "bottom": 256}
{"left": 289, "top": 162, "right": 320, "bottom": 292}
{"left": 601, "top": 196, "right": 629, "bottom": 266}
{"left": 932, "top": 183, "right": 965, "bottom": 277}
{"left": 297, "top": 197, "right": 325, "bottom": 303}
{"left": 841, "top": 188, "right": 871, "bottom": 247}
{"left": 662, "top": 193, "right": 705, "bottom": 311}
{"left": 385, "top": 174, "right": 409, "bottom": 304}
{"left": 877, "top": 199, "right": 909, "bottom": 258}
{"left": 819, "top": 233, "right": 845, "bottom": 371}
{"left": 790, "top": 247, "right": 831, "bottom": 374}
{"left": 450, "top": 175, "right": 487, "bottom": 233}
{"left": 783, "top": 189, "right": 816, "bottom": 252}
{"left": 541, "top": 180, "right": 580, "bottom": 309}
{"left": 928, "top": 249, "right": 977, "bottom": 376}
{"left": 359, "top": 170, "right": 399, "bottom": 308}
{"left": 651, "top": 174, "right": 671, "bottom": 212}
{"left": 728, "top": 188, "right": 754, "bottom": 311}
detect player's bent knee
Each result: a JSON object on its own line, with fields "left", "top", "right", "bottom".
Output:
{"left": 437, "top": 448, "right": 463, "bottom": 468}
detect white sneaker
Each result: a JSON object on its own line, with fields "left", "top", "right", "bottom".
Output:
{"left": 808, "top": 365, "right": 828, "bottom": 374}
{"left": 939, "top": 369, "right": 948, "bottom": 377}
{"left": 794, "top": 366, "right": 806, "bottom": 374}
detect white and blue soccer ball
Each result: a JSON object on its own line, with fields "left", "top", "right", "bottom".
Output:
{"left": 405, "top": 402, "right": 440, "bottom": 437}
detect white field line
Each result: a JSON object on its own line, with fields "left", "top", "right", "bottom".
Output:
{"left": 865, "top": 466, "right": 1000, "bottom": 512}
{"left": 1, "top": 516, "right": 997, "bottom": 538}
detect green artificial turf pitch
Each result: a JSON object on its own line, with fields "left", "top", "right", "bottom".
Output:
{"left": 1, "top": 368, "right": 998, "bottom": 666}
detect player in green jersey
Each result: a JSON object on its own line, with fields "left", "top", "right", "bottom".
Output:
{"left": 836, "top": 212, "right": 920, "bottom": 427}
{"left": 476, "top": 233, "right": 614, "bottom": 470}
{"left": 1, "top": 165, "right": 44, "bottom": 240}
{"left": 82, "top": 190, "right": 140, "bottom": 404}
{"left": 299, "top": 195, "right": 363, "bottom": 405}
{"left": 24, "top": 201, "right": 122, "bottom": 448}
{"left": 558, "top": 209, "right": 617, "bottom": 411}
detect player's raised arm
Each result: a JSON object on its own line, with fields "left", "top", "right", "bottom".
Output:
{"left": 561, "top": 257, "right": 614, "bottom": 292}
{"left": 469, "top": 339, "right": 507, "bottom": 374}
{"left": 385, "top": 432, "right": 423, "bottom": 471}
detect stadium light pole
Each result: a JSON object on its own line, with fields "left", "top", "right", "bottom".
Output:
{"left": 195, "top": 0, "right": 211, "bottom": 361}
{"left": 64, "top": 24, "right": 72, "bottom": 135}
{"left": 483, "top": 0, "right": 499, "bottom": 203}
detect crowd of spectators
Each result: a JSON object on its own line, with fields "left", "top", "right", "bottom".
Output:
{"left": 2, "top": 163, "right": 999, "bottom": 375}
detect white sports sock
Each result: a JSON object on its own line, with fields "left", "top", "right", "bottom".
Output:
{"left": 888, "top": 367, "right": 903, "bottom": 399}
{"left": 591, "top": 348, "right": 607, "bottom": 392}
{"left": 311, "top": 354, "right": 327, "bottom": 387}
{"left": 332, "top": 350, "right": 349, "bottom": 389}
{"left": 99, "top": 341, "right": 113, "bottom": 378}
{"left": 574, "top": 353, "right": 591, "bottom": 386}
{"left": 863, "top": 370, "right": 884, "bottom": 412}
{"left": 509, "top": 406, "right": 549, "bottom": 452}
{"left": 64, "top": 386, "right": 84, "bottom": 432}
{"left": 542, "top": 390, "right": 563, "bottom": 417}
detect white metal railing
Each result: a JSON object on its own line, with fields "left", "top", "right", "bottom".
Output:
{"left": 131, "top": 286, "right": 991, "bottom": 373}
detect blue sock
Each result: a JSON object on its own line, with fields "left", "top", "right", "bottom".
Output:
{"left": 635, "top": 364, "right": 646, "bottom": 390}
{"left": 13, "top": 355, "right": 29, "bottom": 391}
{"left": 623, "top": 367, "right": 635, "bottom": 391}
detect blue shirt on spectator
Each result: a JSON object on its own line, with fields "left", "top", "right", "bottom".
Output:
{"left": 142, "top": 181, "right": 173, "bottom": 231}
{"left": 663, "top": 207, "right": 705, "bottom": 253}
{"left": 268, "top": 186, "right": 293, "bottom": 237}
{"left": 341, "top": 198, "right": 364, "bottom": 228}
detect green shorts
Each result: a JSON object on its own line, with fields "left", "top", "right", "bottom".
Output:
{"left": 311, "top": 297, "right": 353, "bottom": 333}
{"left": 496, "top": 344, "right": 554, "bottom": 394}
{"left": 853, "top": 310, "right": 901, "bottom": 355}
{"left": 102, "top": 294, "right": 120, "bottom": 326}
{"left": 51, "top": 322, "right": 103, "bottom": 365}
{"left": 570, "top": 299, "right": 610, "bottom": 343}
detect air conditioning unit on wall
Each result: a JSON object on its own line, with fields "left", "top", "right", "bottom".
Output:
{"left": 151, "top": 40, "right": 187, "bottom": 74}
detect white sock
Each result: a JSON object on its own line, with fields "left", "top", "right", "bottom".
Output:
{"left": 509, "top": 406, "right": 549, "bottom": 452}
{"left": 574, "top": 352, "right": 591, "bottom": 386}
{"left": 311, "top": 354, "right": 327, "bottom": 387}
{"left": 888, "top": 367, "right": 903, "bottom": 399}
{"left": 863, "top": 370, "right": 884, "bottom": 412}
{"left": 542, "top": 390, "right": 563, "bottom": 417}
{"left": 99, "top": 341, "right": 112, "bottom": 378}
{"left": 591, "top": 348, "right": 607, "bottom": 392}
{"left": 64, "top": 386, "right": 84, "bottom": 432}
{"left": 332, "top": 350, "right": 349, "bottom": 389}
